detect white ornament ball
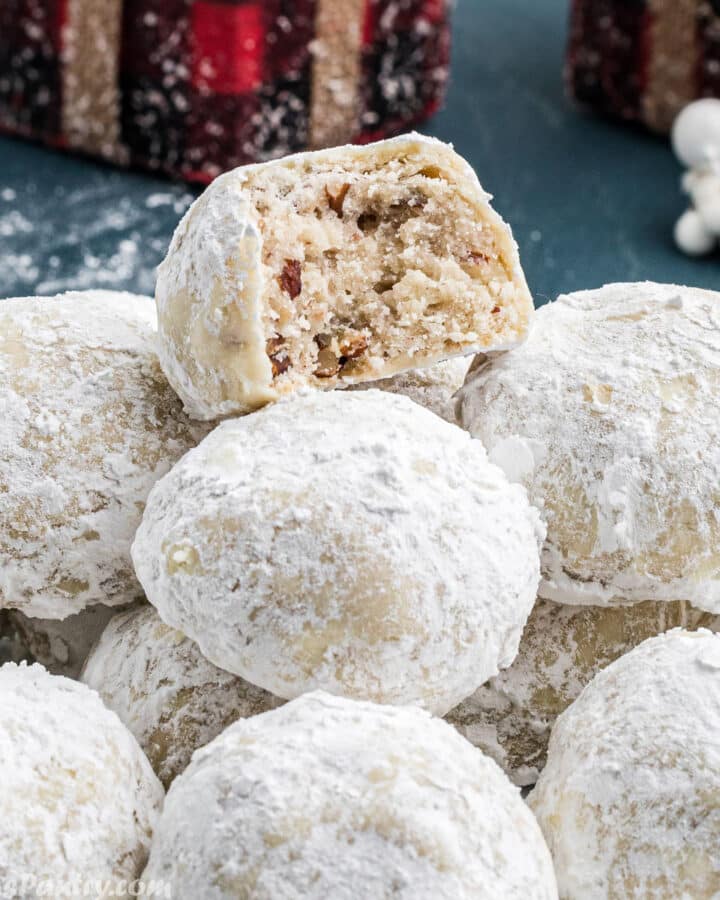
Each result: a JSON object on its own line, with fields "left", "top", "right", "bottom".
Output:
{"left": 698, "top": 194, "right": 720, "bottom": 235}
{"left": 674, "top": 209, "right": 716, "bottom": 255}
{"left": 143, "top": 691, "right": 559, "bottom": 900}
{"left": 672, "top": 98, "right": 720, "bottom": 169}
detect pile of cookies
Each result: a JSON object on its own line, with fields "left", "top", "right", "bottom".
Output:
{"left": 2, "top": 134, "right": 720, "bottom": 899}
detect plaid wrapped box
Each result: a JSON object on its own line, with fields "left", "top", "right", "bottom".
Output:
{"left": 567, "top": 0, "right": 720, "bottom": 133}
{"left": 0, "top": 0, "right": 451, "bottom": 183}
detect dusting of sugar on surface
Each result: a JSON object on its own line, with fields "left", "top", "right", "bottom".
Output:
{"left": 0, "top": 175, "right": 195, "bottom": 299}
{"left": 530, "top": 629, "right": 720, "bottom": 899}
{"left": 133, "top": 389, "right": 544, "bottom": 716}
{"left": 0, "top": 662, "right": 163, "bottom": 888}
{"left": 143, "top": 691, "right": 558, "bottom": 899}
{"left": 458, "top": 282, "right": 720, "bottom": 611}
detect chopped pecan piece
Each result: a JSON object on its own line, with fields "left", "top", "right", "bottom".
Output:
{"left": 278, "top": 259, "right": 302, "bottom": 298}
{"left": 314, "top": 333, "right": 332, "bottom": 350}
{"left": 314, "top": 348, "right": 341, "bottom": 378}
{"left": 357, "top": 211, "right": 379, "bottom": 233}
{"left": 326, "top": 183, "right": 350, "bottom": 218}
{"left": 339, "top": 335, "right": 368, "bottom": 360}
{"left": 266, "top": 336, "right": 291, "bottom": 377}
{"left": 465, "top": 250, "right": 490, "bottom": 265}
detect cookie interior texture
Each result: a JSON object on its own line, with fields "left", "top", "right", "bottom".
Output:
{"left": 157, "top": 136, "right": 532, "bottom": 419}
{"left": 248, "top": 140, "right": 530, "bottom": 389}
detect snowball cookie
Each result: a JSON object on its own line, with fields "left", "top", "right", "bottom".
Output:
{"left": 0, "top": 291, "right": 210, "bottom": 619}
{"left": 457, "top": 282, "right": 720, "bottom": 611}
{"left": 447, "top": 598, "right": 719, "bottom": 786}
{"left": 132, "top": 390, "right": 543, "bottom": 716}
{"left": 0, "top": 663, "right": 163, "bottom": 893}
{"left": 347, "top": 356, "right": 469, "bottom": 424}
{"left": 82, "top": 605, "right": 283, "bottom": 788}
{"left": 7, "top": 603, "right": 140, "bottom": 679}
{"left": 156, "top": 133, "right": 533, "bottom": 419}
{"left": 530, "top": 629, "right": 720, "bottom": 899}
{"left": 143, "top": 691, "right": 558, "bottom": 899}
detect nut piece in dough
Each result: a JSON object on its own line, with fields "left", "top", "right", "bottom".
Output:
{"left": 143, "top": 691, "right": 558, "bottom": 900}
{"left": 155, "top": 133, "right": 533, "bottom": 419}
{"left": 347, "top": 356, "right": 469, "bottom": 423}
{"left": 447, "top": 598, "right": 720, "bottom": 786}
{"left": 0, "top": 663, "right": 163, "bottom": 892}
{"left": 7, "top": 603, "right": 140, "bottom": 679}
{"left": 0, "top": 291, "right": 211, "bottom": 619}
{"left": 530, "top": 629, "right": 720, "bottom": 899}
{"left": 458, "top": 282, "right": 720, "bottom": 611}
{"left": 132, "top": 390, "right": 543, "bottom": 716}
{"left": 81, "top": 605, "right": 283, "bottom": 788}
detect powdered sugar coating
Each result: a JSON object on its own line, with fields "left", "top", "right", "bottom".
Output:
{"left": 143, "top": 691, "right": 558, "bottom": 899}
{"left": 82, "top": 605, "right": 282, "bottom": 788}
{"left": 530, "top": 629, "right": 720, "bottom": 899}
{"left": 132, "top": 390, "right": 543, "bottom": 715}
{"left": 447, "top": 599, "right": 720, "bottom": 786}
{"left": 458, "top": 282, "right": 720, "bottom": 611}
{"left": 156, "top": 133, "right": 532, "bottom": 420}
{"left": 347, "top": 357, "right": 469, "bottom": 423}
{"left": 0, "top": 663, "right": 163, "bottom": 893}
{"left": 0, "top": 291, "right": 210, "bottom": 619}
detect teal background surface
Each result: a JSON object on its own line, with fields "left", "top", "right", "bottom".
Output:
{"left": 0, "top": 0, "right": 717, "bottom": 302}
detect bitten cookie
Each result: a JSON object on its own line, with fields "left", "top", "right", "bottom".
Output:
{"left": 447, "top": 598, "right": 719, "bottom": 786}
{"left": 132, "top": 390, "right": 543, "bottom": 716}
{"left": 0, "top": 291, "right": 210, "bottom": 619}
{"left": 155, "top": 134, "right": 533, "bottom": 419}
{"left": 143, "top": 692, "right": 558, "bottom": 899}
{"left": 530, "top": 629, "right": 720, "bottom": 899}
{"left": 82, "top": 605, "right": 282, "bottom": 788}
{"left": 458, "top": 282, "right": 720, "bottom": 611}
{"left": 0, "top": 663, "right": 163, "bottom": 891}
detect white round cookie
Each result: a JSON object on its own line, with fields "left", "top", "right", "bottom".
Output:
{"left": 0, "top": 663, "right": 163, "bottom": 894}
{"left": 7, "top": 603, "right": 139, "bottom": 679}
{"left": 0, "top": 291, "right": 210, "bottom": 619}
{"left": 457, "top": 282, "right": 720, "bottom": 611}
{"left": 447, "top": 599, "right": 719, "bottom": 786}
{"left": 132, "top": 390, "right": 543, "bottom": 716}
{"left": 530, "top": 629, "right": 720, "bottom": 899}
{"left": 347, "top": 356, "right": 469, "bottom": 423}
{"left": 143, "top": 691, "right": 558, "bottom": 899}
{"left": 156, "top": 134, "right": 532, "bottom": 420}
{"left": 82, "top": 605, "right": 282, "bottom": 787}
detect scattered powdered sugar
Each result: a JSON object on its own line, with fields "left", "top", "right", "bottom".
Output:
{"left": 0, "top": 179, "right": 195, "bottom": 299}
{"left": 0, "top": 663, "right": 163, "bottom": 887}
{"left": 81, "top": 605, "right": 282, "bottom": 788}
{"left": 458, "top": 282, "right": 720, "bottom": 611}
{"left": 530, "top": 629, "right": 720, "bottom": 898}
{"left": 143, "top": 691, "right": 558, "bottom": 899}
{"left": 132, "top": 389, "right": 544, "bottom": 716}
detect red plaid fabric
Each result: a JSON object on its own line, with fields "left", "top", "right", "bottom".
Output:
{"left": 567, "top": 0, "right": 720, "bottom": 133}
{"left": 0, "top": 0, "right": 450, "bottom": 182}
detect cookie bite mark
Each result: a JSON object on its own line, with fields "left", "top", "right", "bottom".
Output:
{"left": 155, "top": 134, "right": 532, "bottom": 419}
